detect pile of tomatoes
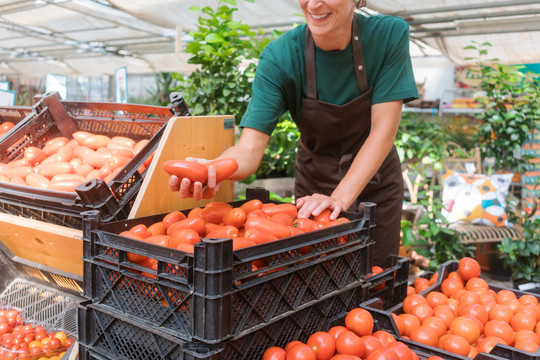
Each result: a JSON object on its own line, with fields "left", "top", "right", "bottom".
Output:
{"left": 119, "top": 200, "right": 351, "bottom": 276}
{"left": 261, "top": 307, "right": 439, "bottom": 360}
{"left": 0, "top": 308, "right": 74, "bottom": 360}
{"left": 395, "top": 257, "right": 540, "bottom": 358}
{"left": 0, "top": 130, "right": 151, "bottom": 192}
{"left": 0, "top": 121, "right": 15, "bottom": 136}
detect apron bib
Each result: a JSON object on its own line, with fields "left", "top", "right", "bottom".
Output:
{"left": 294, "top": 16, "right": 403, "bottom": 265}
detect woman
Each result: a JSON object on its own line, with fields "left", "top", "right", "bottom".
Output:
{"left": 169, "top": 0, "right": 418, "bottom": 265}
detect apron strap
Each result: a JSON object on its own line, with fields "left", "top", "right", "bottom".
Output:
{"left": 304, "top": 14, "right": 369, "bottom": 99}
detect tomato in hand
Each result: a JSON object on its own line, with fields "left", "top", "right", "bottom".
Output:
{"left": 163, "top": 160, "right": 208, "bottom": 184}
{"left": 204, "top": 158, "right": 238, "bottom": 183}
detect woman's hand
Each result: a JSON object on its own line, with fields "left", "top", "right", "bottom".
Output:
{"left": 296, "top": 193, "right": 344, "bottom": 220}
{"left": 167, "top": 157, "right": 219, "bottom": 201}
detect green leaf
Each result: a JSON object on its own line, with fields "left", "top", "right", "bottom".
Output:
{"left": 205, "top": 33, "right": 225, "bottom": 43}
{"left": 189, "top": 5, "right": 201, "bottom": 11}
{"left": 221, "top": 0, "right": 237, "bottom": 5}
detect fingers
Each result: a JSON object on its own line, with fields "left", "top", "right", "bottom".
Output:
{"left": 297, "top": 193, "right": 344, "bottom": 219}
{"left": 168, "top": 175, "right": 180, "bottom": 191}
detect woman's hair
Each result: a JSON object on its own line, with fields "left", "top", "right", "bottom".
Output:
{"left": 355, "top": 0, "right": 367, "bottom": 9}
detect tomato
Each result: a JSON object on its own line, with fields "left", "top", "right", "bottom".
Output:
{"left": 466, "top": 277, "right": 488, "bottom": 291}
{"left": 365, "top": 348, "right": 399, "bottom": 360}
{"left": 38, "top": 161, "right": 73, "bottom": 179}
{"left": 52, "top": 146, "right": 74, "bottom": 163}
{"left": 247, "top": 209, "right": 268, "bottom": 219}
{"left": 344, "top": 308, "right": 373, "bottom": 337}
{"left": 145, "top": 235, "right": 170, "bottom": 248}
{"left": 204, "top": 158, "right": 238, "bottom": 183}
{"left": 199, "top": 206, "right": 231, "bottom": 224}
{"left": 270, "top": 212, "right": 295, "bottom": 227}
{"left": 484, "top": 319, "right": 515, "bottom": 345}
{"left": 410, "top": 303, "right": 433, "bottom": 322}
{"left": 362, "top": 335, "right": 384, "bottom": 358}
{"left": 477, "top": 336, "right": 506, "bottom": 353}
{"left": 147, "top": 222, "right": 165, "bottom": 236}
{"left": 188, "top": 207, "right": 203, "bottom": 218}
{"left": 413, "top": 277, "right": 430, "bottom": 294}
{"left": 25, "top": 173, "right": 50, "bottom": 189}
{"left": 232, "top": 238, "right": 256, "bottom": 250}
{"left": 263, "top": 347, "right": 287, "bottom": 360}
{"left": 0, "top": 121, "right": 15, "bottom": 134}
{"left": 204, "top": 223, "right": 221, "bottom": 234}
{"left": 335, "top": 331, "right": 365, "bottom": 357}
{"left": 262, "top": 203, "right": 298, "bottom": 219}
{"left": 7, "top": 165, "right": 33, "bottom": 179}
{"left": 130, "top": 224, "right": 152, "bottom": 239}
{"left": 403, "top": 294, "right": 428, "bottom": 314}
{"left": 205, "top": 225, "right": 239, "bottom": 239}
{"left": 329, "top": 355, "right": 361, "bottom": 360}
{"left": 84, "top": 134, "right": 110, "bottom": 150}
{"left": 245, "top": 216, "right": 291, "bottom": 239}
{"left": 459, "top": 303, "right": 488, "bottom": 324}
{"left": 313, "top": 209, "right": 332, "bottom": 225}
{"left": 511, "top": 311, "right": 537, "bottom": 332}
{"left": 245, "top": 229, "right": 279, "bottom": 245}
{"left": 167, "top": 217, "right": 205, "bottom": 236}
{"left": 24, "top": 146, "right": 48, "bottom": 165}
{"left": 170, "top": 229, "right": 200, "bottom": 248}
{"left": 162, "top": 160, "right": 208, "bottom": 184}
{"left": 72, "top": 131, "right": 94, "bottom": 145}
{"left": 441, "top": 278, "right": 464, "bottom": 297}
{"left": 458, "top": 257, "right": 481, "bottom": 281}
{"left": 385, "top": 342, "right": 412, "bottom": 360}
{"left": 450, "top": 316, "right": 481, "bottom": 344}
{"left": 307, "top": 331, "right": 335, "bottom": 360}
{"left": 425, "top": 291, "right": 448, "bottom": 309}
{"left": 223, "top": 207, "right": 247, "bottom": 228}
{"left": 391, "top": 313, "right": 405, "bottom": 335}
{"left": 328, "top": 326, "right": 348, "bottom": 340}
{"left": 441, "top": 334, "right": 470, "bottom": 356}
{"left": 162, "top": 211, "right": 187, "bottom": 230}
{"left": 47, "top": 337, "right": 61, "bottom": 350}
{"left": 240, "top": 199, "right": 263, "bottom": 213}
{"left": 285, "top": 343, "right": 316, "bottom": 360}
{"left": 373, "top": 330, "right": 396, "bottom": 347}
{"left": 422, "top": 316, "right": 446, "bottom": 338}
{"left": 409, "top": 326, "right": 438, "bottom": 347}
{"left": 108, "top": 136, "right": 136, "bottom": 150}
{"left": 43, "top": 137, "right": 69, "bottom": 155}
{"left": 134, "top": 139, "right": 149, "bottom": 154}
{"left": 176, "top": 242, "right": 194, "bottom": 253}
{"left": 49, "top": 174, "right": 85, "bottom": 192}
{"left": 119, "top": 231, "right": 147, "bottom": 263}
{"left": 398, "top": 314, "right": 420, "bottom": 337}
{"left": 293, "top": 218, "right": 322, "bottom": 233}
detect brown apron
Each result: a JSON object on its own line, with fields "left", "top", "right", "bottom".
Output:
{"left": 294, "top": 17, "right": 403, "bottom": 266}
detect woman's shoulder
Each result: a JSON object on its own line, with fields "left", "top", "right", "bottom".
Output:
{"left": 263, "top": 23, "right": 306, "bottom": 58}
{"left": 359, "top": 14, "right": 409, "bottom": 34}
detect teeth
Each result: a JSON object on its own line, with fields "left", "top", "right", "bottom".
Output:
{"left": 311, "top": 13, "right": 330, "bottom": 20}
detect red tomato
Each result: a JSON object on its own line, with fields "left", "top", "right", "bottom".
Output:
{"left": 204, "top": 158, "right": 238, "bottom": 183}
{"left": 223, "top": 207, "right": 247, "bottom": 228}
{"left": 43, "top": 137, "right": 69, "bottom": 155}
{"left": 52, "top": 146, "right": 74, "bottom": 163}
{"left": 307, "top": 331, "right": 335, "bottom": 360}
{"left": 240, "top": 199, "right": 263, "bottom": 213}
{"left": 130, "top": 224, "right": 152, "bottom": 239}
{"left": 108, "top": 136, "right": 136, "bottom": 150}
{"left": 262, "top": 203, "right": 298, "bottom": 219}
{"left": 245, "top": 229, "right": 279, "bottom": 245}
{"left": 39, "top": 161, "right": 73, "bottom": 179}
{"left": 176, "top": 242, "right": 194, "bottom": 253}
{"left": 25, "top": 173, "right": 50, "bottom": 189}
{"left": 199, "top": 206, "right": 231, "bottom": 224}
{"left": 313, "top": 209, "right": 332, "bottom": 225}
{"left": 286, "top": 343, "right": 316, "bottom": 360}
{"left": 263, "top": 347, "right": 287, "bottom": 360}
{"left": 458, "top": 257, "right": 481, "bottom": 281}
{"left": 0, "top": 121, "right": 15, "bottom": 134}
{"left": 365, "top": 348, "right": 399, "bottom": 360}
{"left": 328, "top": 326, "right": 348, "bottom": 340}
{"left": 372, "top": 330, "right": 396, "bottom": 347}
{"left": 162, "top": 160, "right": 208, "bottom": 183}
{"left": 73, "top": 145, "right": 94, "bottom": 160}
{"left": 270, "top": 212, "right": 295, "bottom": 227}
{"left": 329, "top": 355, "right": 361, "bottom": 360}
{"left": 385, "top": 342, "right": 412, "bottom": 360}
{"left": 409, "top": 326, "right": 438, "bottom": 347}
{"left": 84, "top": 150, "right": 112, "bottom": 168}
{"left": 441, "top": 334, "right": 470, "bottom": 356}
{"left": 245, "top": 216, "right": 291, "bottom": 239}
{"left": 167, "top": 217, "right": 205, "bottom": 236}
{"left": 362, "top": 336, "right": 384, "bottom": 358}
{"left": 170, "top": 229, "right": 200, "bottom": 248}
{"left": 232, "top": 238, "right": 256, "bottom": 250}
{"left": 335, "top": 331, "right": 365, "bottom": 357}
{"left": 162, "top": 211, "right": 187, "bottom": 230}
{"left": 145, "top": 235, "right": 170, "bottom": 248}
{"left": 23, "top": 146, "right": 48, "bottom": 165}
{"left": 72, "top": 131, "right": 94, "bottom": 145}
{"left": 205, "top": 225, "right": 239, "bottom": 239}
{"left": 85, "top": 134, "right": 111, "bottom": 150}
{"left": 293, "top": 218, "right": 322, "bottom": 233}
{"left": 345, "top": 308, "right": 374, "bottom": 337}
{"left": 147, "top": 222, "right": 166, "bottom": 236}
{"left": 49, "top": 174, "right": 86, "bottom": 192}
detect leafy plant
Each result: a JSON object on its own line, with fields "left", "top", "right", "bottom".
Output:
{"left": 172, "top": 0, "right": 264, "bottom": 120}
{"left": 465, "top": 41, "right": 539, "bottom": 173}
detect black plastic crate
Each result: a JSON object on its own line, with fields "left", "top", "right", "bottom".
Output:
{"left": 0, "top": 105, "right": 34, "bottom": 127}
{"left": 0, "top": 92, "right": 174, "bottom": 228}
{"left": 361, "top": 260, "right": 540, "bottom": 360}
{"left": 82, "top": 188, "right": 376, "bottom": 344}
{"left": 366, "top": 254, "right": 409, "bottom": 308}
{"left": 78, "top": 278, "right": 370, "bottom": 360}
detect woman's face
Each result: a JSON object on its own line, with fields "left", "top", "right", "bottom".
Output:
{"left": 298, "top": 0, "right": 355, "bottom": 43}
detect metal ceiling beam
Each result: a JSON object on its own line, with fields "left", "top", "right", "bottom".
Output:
{"left": 407, "top": 9, "right": 540, "bottom": 26}
{"left": 398, "top": 0, "right": 540, "bottom": 16}
{"left": 419, "top": 26, "right": 540, "bottom": 38}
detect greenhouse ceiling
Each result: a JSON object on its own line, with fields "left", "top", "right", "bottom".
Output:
{"left": 0, "top": 0, "right": 539, "bottom": 77}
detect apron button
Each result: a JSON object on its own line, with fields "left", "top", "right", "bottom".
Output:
{"left": 358, "top": 65, "right": 363, "bottom": 70}
{"left": 354, "top": 35, "right": 359, "bottom": 41}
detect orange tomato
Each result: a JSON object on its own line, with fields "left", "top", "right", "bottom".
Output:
{"left": 170, "top": 229, "right": 200, "bottom": 248}
{"left": 345, "top": 308, "right": 374, "bottom": 337}
{"left": 162, "top": 210, "right": 187, "bottom": 230}
{"left": 222, "top": 207, "right": 247, "bottom": 228}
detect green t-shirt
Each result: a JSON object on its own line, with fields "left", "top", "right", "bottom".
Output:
{"left": 240, "top": 14, "right": 419, "bottom": 135}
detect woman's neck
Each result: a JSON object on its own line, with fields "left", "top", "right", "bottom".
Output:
{"left": 311, "top": 13, "right": 354, "bottom": 51}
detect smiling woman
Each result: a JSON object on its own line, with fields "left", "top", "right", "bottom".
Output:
{"left": 169, "top": 0, "right": 419, "bottom": 266}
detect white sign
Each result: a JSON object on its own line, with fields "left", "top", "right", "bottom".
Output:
{"left": 0, "top": 89, "right": 16, "bottom": 106}
{"left": 46, "top": 73, "right": 68, "bottom": 99}
{"left": 0, "top": 81, "right": 9, "bottom": 91}
{"left": 115, "top": 67, "right": 128, "bottom": 103}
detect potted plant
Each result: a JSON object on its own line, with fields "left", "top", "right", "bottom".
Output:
{"left": 465, "top": 41, "right": 540, "bottom": 177}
